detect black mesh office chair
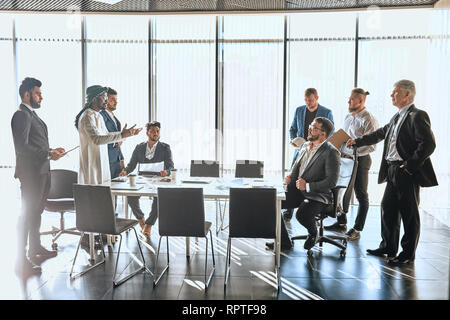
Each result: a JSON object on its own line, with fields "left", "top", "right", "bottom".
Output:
{"left": 225, "top": 188, "right": 279, "bottom": 292}
{"left": 40, "top": 169, "right": 80, "bottom": 250}
{"left": 291, "top": 148, "right": 359, "bottom": 258}
{"left": 153, "top": 188, "right": 216, "bottom": 290}
{"left": 190, "top": 160, "right": 227, "bottom": 235}
{"left": 70, "top": 184, "right": 148, "bottom": 287}
{"left": 235, "top": 160, "right": 264, "bottom": 178}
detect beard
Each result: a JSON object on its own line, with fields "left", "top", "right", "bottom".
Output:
{"left": 30, "top": 94, "right": 41, "bottom": 109}
{"left": 307, "top": 133, "right": 319, "bottom": 141}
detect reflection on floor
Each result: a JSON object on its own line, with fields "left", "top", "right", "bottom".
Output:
{"left": 0, "top": 188, "right": 448, "bottom": 300}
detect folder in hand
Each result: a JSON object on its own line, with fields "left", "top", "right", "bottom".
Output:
{"left": 328, "top": 129, "right": 351, "bottom": 151}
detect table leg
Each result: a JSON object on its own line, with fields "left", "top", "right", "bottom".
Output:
{"left": 124, "top": 196, "right": 129, "bottom": 219}
{"left": 276, "top": 199, "right": 281, "bottom": 288}
{"left": 186, "top": 237, "right": 190, "bottom": 258}
{"left": 89, "top": 233, "right": 95, "bottom": 263}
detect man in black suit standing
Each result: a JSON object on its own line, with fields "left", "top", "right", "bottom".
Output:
{"left": 11, "top": 77, "right": 66, "bottom": 276}
{"left": 347, "top": 79, "right": 438, "bottom": 264}
{"left": 119, "top": 121, "right": 174, "bottom": 237}
{"left": 100, "top": 87, "right": 125, "bottom": 179}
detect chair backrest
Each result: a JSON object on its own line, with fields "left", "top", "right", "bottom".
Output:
{"left": 335, "top": 149, "right": 359, "bottom": 214}
{"left": 190, "top": 160, "right": 220, "bottom": 177}
{"left": 157, "top": 188, "right": 206, "bottom": 237}
{"left": 73, "top": 184, "right": 117, "bottom": 235}
{"left": 235, "top": 160, "right": 264, "bottom": 178}
{"left": 229, "top": 188, "right": 276, "bottom": 239}
{"left": 47, "top": 169, "right": 78, "bottom": 199}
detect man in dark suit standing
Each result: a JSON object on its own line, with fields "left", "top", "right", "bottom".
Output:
{"left": 100, "top": 87, "right": 124, "bottom": 179}
{"left": 266, "top": 117, "right": 340, "bottom": 250}
{"left": 119, "top": 121, "right": 174, "bottom": 237}
{"left": 347, "top": 80, "right": 438, "bottom": 264}
{"left": 11, "top": 77, "right": 66, "bottom": 276}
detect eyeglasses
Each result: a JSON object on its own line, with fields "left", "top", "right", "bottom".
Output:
{"left": 308, "top": 124, "right": 324, "bottom": 132}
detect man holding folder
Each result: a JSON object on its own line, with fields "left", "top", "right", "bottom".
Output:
{"left": 325, "top": 88, "right": 378, "bottom": 241}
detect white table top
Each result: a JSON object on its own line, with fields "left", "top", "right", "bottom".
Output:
{"left": 110, "top": 175, "right": 286, "bottom": 200}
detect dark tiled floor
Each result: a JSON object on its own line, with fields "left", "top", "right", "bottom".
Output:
{"left": 0, "top": 172, "right": 448, "bottom": 300}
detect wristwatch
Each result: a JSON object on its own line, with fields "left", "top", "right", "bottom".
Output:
{"left": 47, "top": 150, "right": 52, "bottom": 160}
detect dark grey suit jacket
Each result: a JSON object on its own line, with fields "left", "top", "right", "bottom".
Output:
{"left": 11, "top": 104, "right": 51, "bottom": 178}
{"left": 355, "top": 105, "right": 437, "bottom": 187}
{"left": 289, "top": 141, "right": 340, "bottom": 204}
{"left": 124, "top": 141, "right": 174, "bottom": 175}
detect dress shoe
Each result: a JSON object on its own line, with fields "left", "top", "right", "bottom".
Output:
{"left": 303, "top": 233, "right": 318, "bottom": 250}
{"left": 345, "top": 228, "right": 360, "bottom": 241}
{"left": 388, "top": 253, "right": 414, "bottom": 265}
{"left": 28, "top": 246, "right": 57, "bottom": 258}
{"left": 366, "top": 248, "right": 395, "bottom": 258}
{"left": 15, "top": 259, "right": 42, "bottom": 277}
{"left": 282, "top": 209, "right": 293, "bottom": 221}
{"left": 265, "top": 240, "right": 293, "bottom": 251}
{"left": 324, "top": 222, "right": 347, "bottom": 233}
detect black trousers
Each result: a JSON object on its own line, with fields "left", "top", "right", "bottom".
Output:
{"left": 128, "top": 196, "right": 158, "bottom": 226}
{"left": 378, "top": 163, "right": 421, "bottom": 258}
{"left": 18, "top": 172, "right": 50, "bottom": 257}
{"left": 280, "top": 184, "right": 329, "bottom": 246}
{"left": 337, "top": 154, "right": 372, "bottom": 231}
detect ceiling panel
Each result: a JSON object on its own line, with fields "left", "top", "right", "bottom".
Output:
{"left": 0, "top": 0, "right": 439, "bottom": 13}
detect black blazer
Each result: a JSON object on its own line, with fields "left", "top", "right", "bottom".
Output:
{"left": 11, "top": 104, "right": 51, "bottom": 178}
{"left": 355, "top": 104, "right": 437, "bottom": 187}
{"left": 124, "top": 141, "right": 174, "bottom": 175}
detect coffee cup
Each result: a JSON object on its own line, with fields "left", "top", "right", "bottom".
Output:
{"left": 129, "top": 174, "right": 136, "bottom": 187}
{"left": 171, "top": 169, "right": 177, "bottom": 183}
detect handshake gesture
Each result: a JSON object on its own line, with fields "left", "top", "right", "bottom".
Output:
{"left": 121, "top": 124, "right": 143, "bottom": 138}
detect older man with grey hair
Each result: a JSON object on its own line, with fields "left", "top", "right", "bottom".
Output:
{"left": 347, "top": 79, "right": 438, "bottom": 264}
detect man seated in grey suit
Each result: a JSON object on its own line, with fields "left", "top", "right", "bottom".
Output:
{"left": 119, "top": 121, "right": 174, "bottom": 237}
{"left": 266, "top": 117, "right": 340, "bottom": 251}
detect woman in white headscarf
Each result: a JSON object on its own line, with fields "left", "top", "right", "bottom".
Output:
{"left": 75, "top": 85, "right": 141, "bottom": 185}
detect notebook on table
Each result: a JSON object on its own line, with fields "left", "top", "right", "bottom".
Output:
{"left": 181, "top": 177, "right": 214, "bottom": 184}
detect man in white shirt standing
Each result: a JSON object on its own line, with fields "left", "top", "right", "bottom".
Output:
{"left": 324, "top": 88, "right": 378, "bottom": 241}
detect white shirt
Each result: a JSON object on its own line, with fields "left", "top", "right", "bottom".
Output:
{"left": 342, "top": 108, "right": 378, "bottom": 157}
{"left": 145, "top": 141, "right": 159, "bottom": 161}
{"left": 295, "top": 140, "right": 326, "bottom": 192}
{"left": 105, "top": 109, "right": 118, "bottom": 128}
{"left": 385, "top": 103, "right": 413, "bottom": 161}
{"left": 78, "top": 108, "right": 123, "bottom": 185}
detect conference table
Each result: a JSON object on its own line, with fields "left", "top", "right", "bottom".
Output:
{"left": 89, "top": 174, "right": 285, "bottom": 283}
